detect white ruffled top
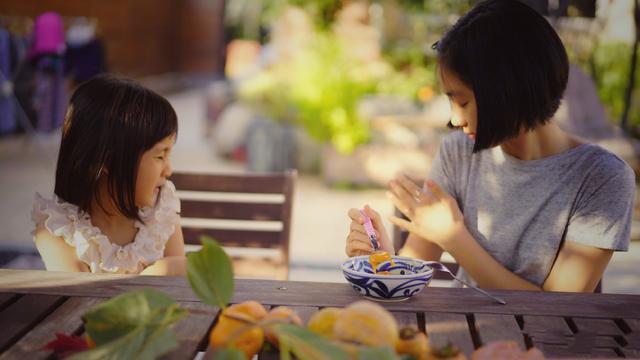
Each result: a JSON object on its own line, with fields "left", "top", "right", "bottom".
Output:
{"left": 31, "top": 181, "right": 180, "bottom": 274}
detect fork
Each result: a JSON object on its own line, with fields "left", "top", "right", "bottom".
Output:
{"left": 425, "top": 261, "right": 507, "bottom": 305}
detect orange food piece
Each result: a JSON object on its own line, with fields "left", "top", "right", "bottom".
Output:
{"left": 369, "top": 251, "right": 395, "bottom": 274}
{"left": 209, "top": 300, "right": 267, "bottom": 359}
{"left": 263, "top": 306, "right": 303, "bottom": 346}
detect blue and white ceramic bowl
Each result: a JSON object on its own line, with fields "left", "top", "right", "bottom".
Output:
{"left": 341, "top": 255, "right": 434, "bottom": 302}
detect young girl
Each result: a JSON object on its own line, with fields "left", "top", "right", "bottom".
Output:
{"left": 32, "top": 75, "right": 186, "bottom": 275}
{"left": 346, "top": 0, "right": 635, "bottom": 292}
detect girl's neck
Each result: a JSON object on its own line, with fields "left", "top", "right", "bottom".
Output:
{"left": 89, "top": 178, "right": 138, "bottom": 247}
{"left": 500, "top": 121, "right": 583, "bottom": 161}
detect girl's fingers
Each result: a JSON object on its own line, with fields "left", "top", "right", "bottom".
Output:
{"left": 386, "top": 191, "right": 413, "bottom": 219}
{"left": 347, "top": 208, "right": 364, "bottom": 223}
{"left": 350, "top": 221, "right": 367, "bottom": 235}
{"left": 388, "top": 215, "right": 416, "bottom": 234}
{"left": 388, "top": 180, "right": 416, "bottom": 209}
{"left": 397, "top": 174, "right": 423, "bottom": 199}
{"left": 363, "top": 205, "right": 384, "bottom": 235}
{"left": 346, "top": 235, "right": 375, "bottom": 256}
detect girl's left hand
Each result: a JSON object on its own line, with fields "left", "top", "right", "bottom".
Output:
{"left": 387, "top": 175, "right": 465, "bottom": 251}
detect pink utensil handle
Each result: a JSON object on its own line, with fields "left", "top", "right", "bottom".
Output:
{"left": 360, "top": 209, "right": 379, "bottom": 250}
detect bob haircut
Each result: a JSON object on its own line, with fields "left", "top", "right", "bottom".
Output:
{"left": 433, "top": 0, "right": 569, "bottom": 152}
{"left": 54, "top": 74, "right": 178, "bottom": 221}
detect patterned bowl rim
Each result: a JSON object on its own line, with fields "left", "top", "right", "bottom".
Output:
{"left": 341, "top": 255, "right": 434, "bottom": 280}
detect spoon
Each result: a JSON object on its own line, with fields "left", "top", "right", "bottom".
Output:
{"left": 425, "top": 261, "right": 507, "bottom": 305}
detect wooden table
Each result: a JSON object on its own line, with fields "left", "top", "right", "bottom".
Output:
{"left": 0, "top": 269, "right": 639, "bottom": 359}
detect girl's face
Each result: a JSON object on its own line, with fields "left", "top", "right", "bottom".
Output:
{"left": 135, "top": 134, "right": 175, "bottom": 208}
{"left": 440, "top": 67, "right": 478, "bottom": 141}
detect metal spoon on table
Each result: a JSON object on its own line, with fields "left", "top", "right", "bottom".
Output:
{"left": 426, "top": 261, "right": 507, "bottom": 305}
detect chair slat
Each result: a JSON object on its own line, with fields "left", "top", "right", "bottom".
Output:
{"left": 172, "top": 170, "right": 296, "bottom": 280}
{"left": 181, "top": 200, "right": 283, "bottom": 221}
{"left": 171, "top": 172, "right": 289, "bottom": 193}
{"left": 182, "top": 228, "right": 282, "bottom": 249}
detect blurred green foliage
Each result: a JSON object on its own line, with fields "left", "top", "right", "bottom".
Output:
{"left": 590, "top": 43, "right": 639, "bottom": 128}
{"left": 239, "top": 32, "right": 377, "bottom": 154}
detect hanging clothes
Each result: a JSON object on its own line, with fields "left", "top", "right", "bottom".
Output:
{"left": 32, "top": 55, "right": 66, "bottom": 132}
{"left": 0, "top": 28, "right": 16, "bottom": 134}
{"left": 65, "top": 18, "right": 106, "bottom": 84}
{"left": 27, "top": 12, "right": 67, "bottom": 133}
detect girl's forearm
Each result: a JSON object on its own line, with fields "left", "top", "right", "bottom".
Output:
{"left": 447, "top": 228, "right": 541, "bottom": 291}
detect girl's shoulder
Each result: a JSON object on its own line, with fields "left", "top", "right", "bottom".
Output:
{"left": 32, "top": 193, "right": 89, "bottom": 242}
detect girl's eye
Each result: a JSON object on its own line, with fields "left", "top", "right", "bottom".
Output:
{"left": 460, "top": 102, "right": 469, "bottom": 108}
{"left": 156, "top": 156, "right": 165, "bottom": 160}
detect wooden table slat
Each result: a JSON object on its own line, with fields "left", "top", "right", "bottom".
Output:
{"left": 391, "top": 311, "right": 419, "bottom": 329}
{"left": 424, "top": 312, "right": 476, "bottom": 356}
{"left": 0, "top": 297, "right": 102, "bottom": 360}
{"left": 0, "top": 294, "right": 66, "bottom": 353}
{"left": 572, "top": 317, "right": 626, "bottom": 336}
{"left": 161, "top": 302, "right": 219, "bottom": 360}
{"left": 473, "top": 314, "right": 526, "bottom": 350}
{"left": 0, "top": 293, "right": 18, "bottom": 312}
{"left": 626, "top": 318, "right": 640, "bottom": 331}
{"left": 1, "top": 269, "right": 640, "bottom": 359}
{"left": 520, "top": 315, "right": 573, "bottom": 336}
{"left": 2, "top": 270, "right": 640, "bottom": 319}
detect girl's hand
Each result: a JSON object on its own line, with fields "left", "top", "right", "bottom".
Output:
{"left": 387, "top": 175, "right": 465, "bottom": 251}
{"left": 345, "top": 205, "right": 394, "bottom": 257}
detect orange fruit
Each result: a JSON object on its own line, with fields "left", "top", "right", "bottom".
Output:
{"left": 333, "top": 300, "right": 398, "bottom": 347}
{"left": 396, "top": 326, "right": 430, "bottom": 360}
{"left": 262, "top": 306, "right": 303, "bottom": 346}
{"left": 209, "top": 301, "right": 267, "bottom": 359}
{"left": 307, "top": 307, "right": 343, "bottom": 339}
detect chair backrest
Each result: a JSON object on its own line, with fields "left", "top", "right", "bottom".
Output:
{"left": 170, "top": 170, "right": 296, "bottom": 280}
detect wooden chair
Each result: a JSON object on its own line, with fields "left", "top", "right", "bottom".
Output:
{"left": 170, "top": 170, "right": 296, "bottom": 280}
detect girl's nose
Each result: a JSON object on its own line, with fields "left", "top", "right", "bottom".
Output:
{"left": 164, "top": 160, "right": 173, "bottom": 178}
{"left": 450, "top": 116, "right": 467, "bottom": 128}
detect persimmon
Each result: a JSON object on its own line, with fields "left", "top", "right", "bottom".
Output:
{"left": 396, "top": 326, "right": 430, "bottom": 360}
{"left": 333, "top": 300, "right": 398, "bottom": 347}
{"left": 262, "top": 306, "right": 303, "bottom": 346}
{"left": 307, "top": 307, "right": 343, "bottom": 339}
{"left": 209, "top": 300, "right": 267, "bottom": 359}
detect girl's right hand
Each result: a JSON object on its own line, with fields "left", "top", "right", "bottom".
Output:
{"left": 345, "top": 205, "right": 394, "bottom": 257}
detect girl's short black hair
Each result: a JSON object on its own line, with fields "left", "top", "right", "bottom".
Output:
{"left": 434, "top": 0, "right": 569, "bottom": 152}
{"left": 54, "top": 74, "right": 178, "bottom": 221}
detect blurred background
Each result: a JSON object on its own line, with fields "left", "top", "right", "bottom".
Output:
{"left": 0, "top": 0, "right": 638, "bottom": 292}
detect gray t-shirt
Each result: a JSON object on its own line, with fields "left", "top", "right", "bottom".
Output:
{"left": 428, "top": 131, "right": 635, "bottom": 287}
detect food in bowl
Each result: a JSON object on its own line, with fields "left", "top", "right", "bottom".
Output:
{"left": 369, "top": 251, "right": 395, "bottom": 274}
{"left": 342, "top": 255, "right": 433, "bottom": 302}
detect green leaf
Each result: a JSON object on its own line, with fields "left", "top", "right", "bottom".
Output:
{"left": 73, "top": 289, "right": 188, "bottom": 360}
{"left": 357, "top": 346, "right": 401, "bottom": 360}
{"left": 211, "top": 348, "right": 247, "bottom": 360}
{"left": 186, "top": 237, "right": 234, "bottom": 309}
{"left": 270, "top": 323, "right": 350, "bottom": 360}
